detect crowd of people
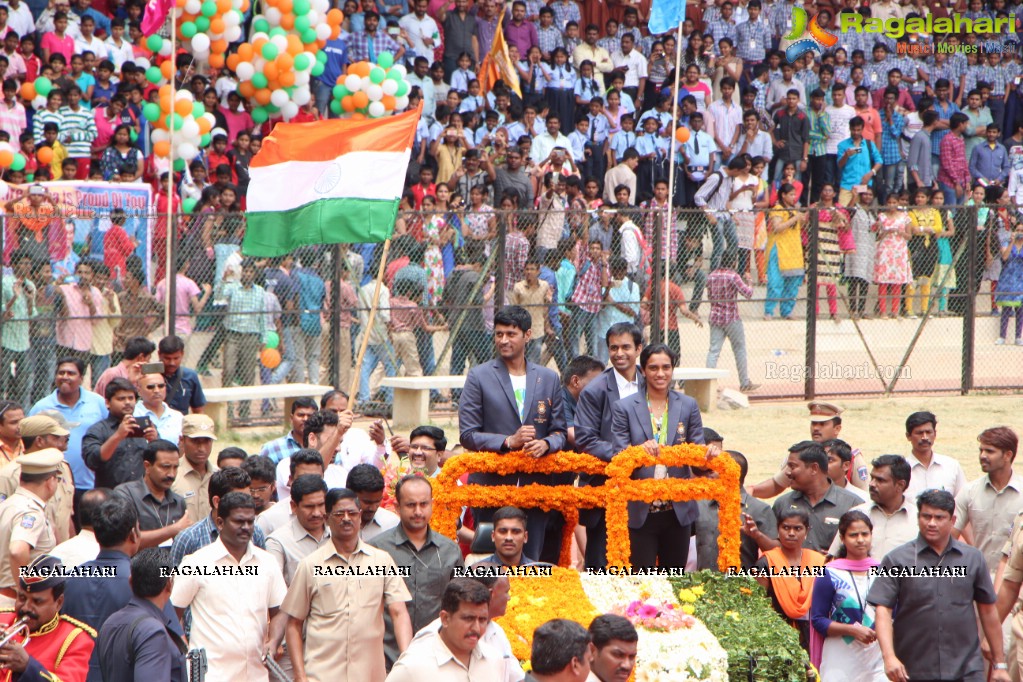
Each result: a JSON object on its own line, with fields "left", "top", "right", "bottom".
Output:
{"left": 0, "top": 310, "right": 1018, "bottom": 681}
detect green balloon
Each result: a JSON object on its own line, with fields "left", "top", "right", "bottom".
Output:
{"left": 263, "top": 331, "right": 280, "bottom": 349}
{"left": 10, "top": 153, "right": 25, "bottom": 172}
{"left": 265, "top": 103, "right": 279, "bottom": 113}
{"left": 34, "top": 77, "right": 52, "bottom": 96}
{"left": 369, "top": 67, "right": 385, "bottom": 83}
{"left": 301, "top": 28, "right": 317, "bottom": 44}
{"left": 130, "top": 129, "right": 138, "bottom": 143}
{"left": 166, "top": 112, "right": 183, "bottom": 130}
{"left": 200, "top": 133, "right": 212, "bottom": 147}
{"left": 385, "top": 69, "right": 402, "bottom": 82}
{"left": 293, "top": 53, "right": 311, "bottom": 71}
{"left": 316, "top": 50, "right": 327, "bottom": 63}
{"left": 182, "top": 197, "right": 198, "bottom": 213}
{"left": 195, "top": 16, "right": 210, "bottom": 31}
{"left": 377, "top": 52, "right": 394, "bottom": 69}
{"left": 181, "top": 21, "right": 198, "bottom": 38}
{"left": 200, "top": 0, "right": 217, "bottom": 16}
{"left": 294, "top": 15, "right": 310, "bottom": 33}
{"left": 192, "top": 102, "right": 206, "bottom": 118}
{"left": 145, "top": 66, "right": 162, "bottom": 84}
{"left": 269, "top": 27, "right": 286, "bottom": 38}
{"left": 173, "top": 158, "right": 185, "bottom": 171}
{"left": 143, "top": 102, "right": 161, "bottom": 122}
{"left": 395, "top": 79, "right": 409, "bottom": 97}
{"left": 25, "top": 174, "right": 33, "bottom": 181}
{"left": 332, "top": 84, "right": 344, "bottom": 99}
{"left": 252, "top": 72, "right": 268, "bottom": 89}
{"left": 146, "top": 34, "right": 163, "bottom": 52}
{"left": 253, "top": 17, "right": 270, "bottom": 33}
{"left": 252, "top": 107, "right": 269, "bottom": 123}
{"left": 310, "top": 62, "right": 324, "bottom": 77}
{"left": 330, "top": 99, "right": 341, "bottom": 115}
{"left": 261, "top": 43, "right": 278, "bottom": 60}
{"left": 293, "top": 0, "right": 310, "bottom": 13}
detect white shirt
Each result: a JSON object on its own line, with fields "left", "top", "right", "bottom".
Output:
{"left": 618, "top": 222, "right": 642, "bottom": 275}
{"left": 399, "top": 12, "right": 440, "bottom": 59}
{"left": 134, "top": 401, "right": 184, "bottom": 444}
{"left": 825, "top": 104, "right": 856, "bottom": 154}
{"left": 256, "top": 497, "right": 292, "bottom": 537}
{"left": 274, "top": 458, "right": 351, "bottom": 502}
{"left": 388, "top": 629, "right": 507, "bottom": 681}
{"left": 613, "top": 368, "right": 640, "bottom": 399}
{"left": 170, "top": 538, "right": 288, "bottom": 682}
{"left": 826, "top": 498, "right": 918, "bottom": 559}
{"left": 104, "top": 37, "right": 135, "bottom": 69}
{"left": 5, "top": 2, "right": 35, "bottom": 38}
{"left": 49, "top": 528, "right": 99, "bottom": 567}
{"left": 529, "top": 131, "right": 572, "bottom": 164}
{"left": 610, "top": 49, "right": 648, "bottom": 89}
{"left": 361, "top": 506, "right": 399, "bottom": 541}
{"left": 416, "top": 618, "right": 525, "bottom": 682}
{"left": 74, "top": 34, "right": 107, "bottom": 59}
{"left": 904, "top": 452, "right": 968, "bottom": 501}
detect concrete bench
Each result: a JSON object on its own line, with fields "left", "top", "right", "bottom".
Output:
{"left": 673, "top": 367, "right": 728, "bottom": 412}
{"left": 379, "top": 376, "right": 467, "bottom": 429}
{"left": 203, "top": 383, "right": 335, "bottom": 430}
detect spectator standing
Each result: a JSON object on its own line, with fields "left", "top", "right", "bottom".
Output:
{"left": 400, "top": 0, "right": 441, "bottom": 62}
{"left": 158, "top": 335, "right": 208, "bottom": 416}
{"left": 55, "top": 260, "right": 102, "bottom": 366}
{"left": 292, "top": 248, "right": 326, "bottom": 384}
{"left": 216, "top": 259, "right": 267, "bottom": 419}
{"left": 133, "top": 373, "right": 183, "bottom": 444}
{"left": 705, "top": 251, "right": 757, "bottom": 392}
{"left": 937, "top": 112, "right": 970, "bottom": 206}
{"left": 83, "top": 378, "right": 155, "bottom": 489}
{"left": 170, "top": 414, "right": 218, "bottom": 522}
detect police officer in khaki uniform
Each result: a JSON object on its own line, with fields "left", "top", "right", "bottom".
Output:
{"left": 0, "top": 448, "right": 63, "bottom": 608}
{"left": 0, "top": 415, "right": 76, "bottom": 544}
{"left": 993, "top": 510, "right": 1023, "bottom": 678}
{"left": 171, "top": 414, "right": 219, "bottom": 522}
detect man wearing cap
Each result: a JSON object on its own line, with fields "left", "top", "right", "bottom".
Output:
{"left": 0, "top": 554, "right": 96, "bottom": 682}
{"left": 0, "top": 449, "right": 62, "bottom": 608}
{"left": 0, "top": 415, "right": 76, "bottom": 544}
{"left": 750, "top": 401, "right": 869, "bottom": 499}
{"left": 171, "top": 414, "right": 219, "bottom": 522}
{"left": 133, "top": 372, "right": 184, "bottom": 444}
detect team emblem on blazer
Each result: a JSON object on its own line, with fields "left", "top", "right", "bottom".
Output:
{"left": 536, "top": 400, "right": 547, "bottom": 423}
{"left": 677, "top": 422, "right": 685, "bottom": 437}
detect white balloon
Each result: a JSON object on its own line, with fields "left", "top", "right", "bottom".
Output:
{"left": 181, "top": 118, "right": 200, "bottom": 139}
{"left": 32, "top": 95, "right": 46, "bottom": 109}
{"left": 312, "top": 0, "right": 328, "bottom": 12}
{"left": 391, "top": 64, "right": 407, "bottom": 77}
{"left": 271, "top": 35, "right": 288, "bottom": 51}
{"left": 368, "top": 101, "right": 385, "bottom": 117}
{"left": 184, "top": 0, "right": 200, "bottom": 13}
{"left": 250, "top": 31, "right": 269, "bottom": 42}
{"left": 295, "top": 71, "right": 310, "bottom": 85}
{"left": 0, "top": 142, "right": 13, "bottom": 154}
{"left": 366, "top": 84, "right": 383, "bottom": 101}
{"left": 151, "top": 128, "right": 170, "bottom": 143}
{"left": 361, "top": 76, "right": 372, "bottom": 92}
{"left": 159, "top": 41, "right": 173, "bottom": 56}
{"left": 395, "top": 95, "right": 409, "bottom": 110}
{"left": 315, "top": 23, "right": 331, "bottom": 40}
{"left": 307, "top": 10, "right": 319, "bottom": 24}
{"left": 203, "top": 113, "right": 217, "bottom": 128}
{"left": 292, "top": 88, "right": 311, "bottom": 105}
{"left": 381, "top": 78, "right": 398, "bottom": 96}
{"left": 193, "top": 50, "right": 210, "bottom": 61}
{"left": 281, "top": 101, "right": 299, "bottom": 119}
{"left": 264, "top": 7, "right": 281, "bottom": 24}
{"left": 191, "top": 33, "right": 211, "bottom": 53}
{"left": 236, "top": 62, "right": 255, "bottom": 80}
{"left": 270, "top": 89, "right": 289, "bottom": 108}
{"left": 210, "top": 127, "right": 227, "bottom": 139}
{"left": 225, "top": 25, "right": 242, "bottom": 42}
{"left": 223, "top": 9, "right": 240, "bottom": 24}
{"left": 177, "top": 142, "right": 198, "bottom": 160}
{"left": 175, "top": 89, "right": 194, "bottom": 101}
{"left": 136, "top": 57, "right": 151, "bottom": 70}
{"left": 344, "top": 74, "right": 362, "bottom": 92}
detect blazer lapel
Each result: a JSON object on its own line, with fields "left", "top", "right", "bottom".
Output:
{"left": 631, "top": 397, "right": 655, "bottom": 441}
{"left": 667, "top": 392, "right": 686, "bottom": 444}
{"left": 494, "top": 361, "right": 520, "bottom": 424}
{"left": 607, "top": 368, "right": 621, "bottom": 402}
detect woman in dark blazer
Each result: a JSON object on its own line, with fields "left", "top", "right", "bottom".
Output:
{"left": 610, "top": 343, "right": 711, "bottom": 568}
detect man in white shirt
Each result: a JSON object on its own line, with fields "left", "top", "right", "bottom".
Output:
{"left": 73, "top": 15, "right": 106, "bottom": 59}
{"left": 4, "top": 0, "right": 35, "bottom": 38}
{"left": 610, "top": 34, "right": 647, "bottom": 107}
{"left": 903, "top": 410, "right": 967, "bottom": 500}
{"left": 826, "top": 454, "right": 917, "bottom": 559}
{"left": 133, "top": 372, "right": 184, "bottom": 444}
{"left": 274, "top": 408, "right": 367, "bottom": 501}
{"left": 171, "top": 492, "right": 288, "bottom": 682}
{"left": 530, "top": 113, "right": 572, "bottom": 164}
{"left": 104, "top": 18, "right": 134, "bottom": 69}
{"left": 49, "top": 488, "right": 107, "bottom": 567}
{"left": 824, "top": 85, "right": 856, "bottom": 187}
{"left": 386, "top": 578, "right": 506, "bottom": 681}
{"left": 399, "top": 0, "right": 440, "bottom": 60}
{"left": 348, "top": 463, "right": 399, "bottom": 541}
{"left": 708, "top": 78, "right": 742, "bottom": 163}
{"left": 257, "top": 449, "right": 330, "bottom": 536}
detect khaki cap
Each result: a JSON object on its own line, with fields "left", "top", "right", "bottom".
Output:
{"left": 808, "top": 401, "right": 844, "bottom": 422}
{"left": 18, "top": 448, "right": 64, "bottom": 475}
{"left": 181, "top": 414, "right": 218, "bottom": 440}
{"left": 19, "top": 415, "right": 70, "bottom": 438}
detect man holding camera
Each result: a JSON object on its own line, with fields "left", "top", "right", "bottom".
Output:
{"left": 82, "top": 378, "right": 158, "bottom": 489}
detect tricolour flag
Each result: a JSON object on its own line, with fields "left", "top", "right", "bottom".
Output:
{"left": 648, "top": 0, "right": 684, "bottom": 37}
{"left": 242, "top": 105, "right": 421, "bottom": 257}
{"left": 479, "top": 10, "right": 522, "bottom": 98}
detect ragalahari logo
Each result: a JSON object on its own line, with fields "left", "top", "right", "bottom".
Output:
{"left": 784, "top": 7, "right": 838, "bottom": 62}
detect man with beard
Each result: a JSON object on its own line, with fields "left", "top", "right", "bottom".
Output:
{"left": 826, "top": 455, "right": 916, "bottom": 560}
{"left": 265, "top": 475, "right": 330, "bottom": 586}
{"left": 112, "top": 440, "right": 189, "bottom": 549}
{"left": 903, "top": 411, "right": 966, "bottom": 500}
{"left": 586, "top": 614, "right": 637, "bottom": 682}
{"left": 171, "top": 492, "right": 288, "bottom": 682}
{"left": 0, "top": 554, "right": 95, "bottom": 682}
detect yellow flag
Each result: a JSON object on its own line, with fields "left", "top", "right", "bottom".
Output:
{"left": 479, "top": 10, "right": 522, "bottom": 98}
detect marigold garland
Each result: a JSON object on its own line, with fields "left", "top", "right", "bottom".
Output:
{"left": 433, "top": 447, "right": 741, "bottom": 570}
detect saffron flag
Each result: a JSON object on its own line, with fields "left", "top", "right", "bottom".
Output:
{"left": 648, "top": 0, "right": 684, "bottom": 37}
{"left": 241, "top": 105, "right": 421, "bottom": 257}
{"left": 479, "top": 10, "right": 522, "bottom": 98}
{"left": 140, "top": 0, "right": 173, "bottom": 35}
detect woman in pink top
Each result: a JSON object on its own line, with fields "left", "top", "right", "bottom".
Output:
{"left": 41, "top": 12, "right": 74, "bottom": 64}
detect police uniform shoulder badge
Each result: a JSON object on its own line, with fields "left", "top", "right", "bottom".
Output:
{"left": 20, "top": 515, "right": 35, "bottom": 529}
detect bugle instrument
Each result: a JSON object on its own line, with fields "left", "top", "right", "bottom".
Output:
{"left": 0, "top": 618, "right": 29, "bottom": 648}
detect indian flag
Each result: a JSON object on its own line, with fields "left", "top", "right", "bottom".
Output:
{"left": 242, "top": 105, "right": 421, "bottom": 257}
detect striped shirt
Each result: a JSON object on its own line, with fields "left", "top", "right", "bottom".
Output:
{"left": 880, "top": 111, "right": 905, "bottom": 165}
{"left": 735, "top": 18, "right": 770, "bottom": 61}
{"left": 58, "top": 105, "right": 98, "bottom": 157}
{"left": 537, "top": 24, "right": 562, "bottom": 55}
{"left": 32, "top": 108, "right": 62, "bottom": 145}
{"left": 808, "top": 108, "right": 831, "bottom": 157}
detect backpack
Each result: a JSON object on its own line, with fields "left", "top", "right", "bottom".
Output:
{"left": 295, "top": 269, "right": 325, "bottom": 336}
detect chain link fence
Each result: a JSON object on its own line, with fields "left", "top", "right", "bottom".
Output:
{"left": 0, "top": 200, "right": 1019, "bottom": 415}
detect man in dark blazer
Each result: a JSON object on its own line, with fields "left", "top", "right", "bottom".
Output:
{"left": 459, "top": 305, "right": 568, "bottom": 563}
{"left": 574, "top": 322, "right": 645, "bottom": 568}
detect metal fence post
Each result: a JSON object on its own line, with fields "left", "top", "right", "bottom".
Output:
{"left": 330, "top": 243, "right": 342, "bottom": 390}
{"left": 962, "top": 204, "right": 978, "bottom": 395}
{"left": 651, "top": 210, "right": 663, "bottom": 344}
{"left": 804, "top": 207, "right": 819, "bottom": 401}
{"left": 495, "top": 214, "right": 506, "bottom": 310}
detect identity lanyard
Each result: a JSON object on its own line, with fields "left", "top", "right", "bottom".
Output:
{"left": 648, "top": 400, "right": 670, "bottom": 445}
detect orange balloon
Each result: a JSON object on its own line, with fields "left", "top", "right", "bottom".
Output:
{"left": 263, "top": 62, "right": 279, "bottom": 81}
{"left": 252, "top": 38, "right": 267, "bottom": 53}
{"left": 159, "top": 93, "right": 172, "bottom": 111}
{"left": 226, "top": 53, "right": 241, "bottom": 70}
{"left": 211, "top": 39, "right": 228, "bottom": 54}
{"left": 159, "top": 84, "right": 172, "bottom": 99}
{"left": 209, "top": 17, "right": 225, "bottom": 34}
{"left": 278, "top": 71, "right": 295, "bottom": 87}
{"left": 280, "top": 13, "right": 294, "bottom": 29}
{"left": 351, "top": 61, "right": 371, "bottom": 78}
{"left": 260, "top": 348, "right": 282, "bottom": 369}
{"left": 286, "top": 35, "right": 303, "bottom": 55}
{"left": 237, "top": 43, "right": 254, "bottom": 61}
{"left": 352, "top": 91, "right": 369, "bottom": 109}
{"left": 238, "top": 81, "right": 256, "bottom": 98}
{"left": 381, "top": 94, "right": 396, "bottom": 110}
{"left": 276, "top": 53, "right": 293, "bottom": 71}
{"left": 264, "top": 0, "right": 278, "bottom": 6}
{"left": 175, "top": 0, "right": 186, "bottom": 7}
{"left": 278, "top": 0, "right": 292, "bottom": 12}
{"left": 37, "top": 147, "right": 54, "bottom": 165}
{"left": 160, "top": 60, "right": 174, "bottom": 80}
{"left": 254, "top": 88, "right": 272, "bottom": 105}
{"left": 326, "top": 7, "right": 343, "bottom": 24}
{"left": 0, "top": 150, "right": 13, "bottom": 167}
{"left": 174, "top": 97, "right": 193, "bottom": 116}
{"left": 675, "top": 126, "right": 691, "bottom": 143}
{"left": 20, "top": 82, "right": 35, "bottom": 100}
{"left": 239, "top": 0, "right": 249, "bottom": 11}
{"left": 340, "top": 95, "right": 354, "bottom": 111}
{"left": 153, "top": 140, "right": 171, "bottom": 157}
{"left": 329, "top": 26, "right": 340, "bottom": 40}
{"left": 208, "top": 53, "right": 225, "bottom": 69}
{"left": 197, "top": 116, "right": 212, "bottom": 134}
{"left": 215, "top": 0, "right": 231, "bottom": 11}
{"left": 351, "top": 112, "right": 366, "bottom": 120}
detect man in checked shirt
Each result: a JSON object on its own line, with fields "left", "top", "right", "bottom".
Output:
{"left": 705, "top": 250, "right": 759, "bottom": 393}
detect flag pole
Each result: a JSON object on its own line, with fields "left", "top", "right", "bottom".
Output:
{"left": 164, "top": 12, "right": 177, "bottom": 335}
{"left": 348, "top": 238, "right": 392, "bottom": 405}
{"left": 663, "top": 19, "right": 685, "bottom": 345}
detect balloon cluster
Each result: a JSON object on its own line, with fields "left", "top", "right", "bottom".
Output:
{"left": 0, "top": 142, "right": 27, "bottom": 172}
{"left": 253, "top": 0, "right": 343, "bottom": 51}
{"left": 174, "top": 0, "right": 248, "bottom": 68}
{"left": 331, "top": 53, "right": 410, "bottom": 119}
{"left": 19, "top": 76, "right": 56, "bottom": 109}
{"left": 142, "top": 87, "right": 216, "bottom": 170}
{"left": 226, "top": 30, "right": 324, "bottom": 123}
